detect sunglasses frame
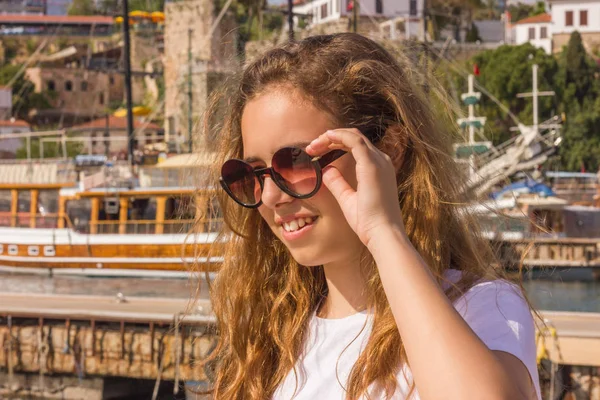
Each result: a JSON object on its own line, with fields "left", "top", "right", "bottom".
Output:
{"left": 220, "top": 147, "right": 347, "bottom": 208}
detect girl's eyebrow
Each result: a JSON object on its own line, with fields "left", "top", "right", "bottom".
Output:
{"left": 243, "top": 141, "right": 313, "bottom": 163}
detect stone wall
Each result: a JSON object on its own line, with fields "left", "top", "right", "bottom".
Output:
{"left": 25, "top": 67, "right": 122, "bottom": 118}
{"left": 245, "top": 16, "right": 392, "bottom": 64}
{"left": 553, "top": 32, "right": 600, "bottom": 54}
{"left": 163, "top": 0, "right": 238, "bottom": 148}
{"left": 130, "top": 34, "right": 162, "bottom": 105}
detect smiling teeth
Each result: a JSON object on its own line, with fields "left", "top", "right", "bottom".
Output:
{"left": 283, "top": 217, "right": 315, "bottom": 232}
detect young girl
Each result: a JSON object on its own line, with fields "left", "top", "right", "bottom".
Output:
{"left": 201, "top": 33, "right": 541, "bottom": 400}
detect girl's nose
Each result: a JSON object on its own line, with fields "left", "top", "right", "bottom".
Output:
{"left": 260, "top": 176, "right": 294, "bottom": 209}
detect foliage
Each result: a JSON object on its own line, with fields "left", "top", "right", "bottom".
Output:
{"left": 508, "top": 3, "right": 532, "bottom": 23}
{"left": 0, "top": 64, "right": 54, "bottom": 121}
{"left": 532, "top": 1, "right": 547, "bottom": 16}
{"left": 67, "top": 0, "right": 96, "bottom": 15}
{"left": 558, "top": 98, "right": 600, "bottom": 171}
{"left": 96, "top": 0, "right": 165, "bottom": 14}
{"left": 429, "top": 0, "right": 484, "bottom": 40}
{"left": 465, "top": 43, "right": 558, "bottom": 144}
{"left": 449, "top": 32, "right": 600, "bottom": 171}
{"left": 1, "top": 39, "right": 22, "bottom": 63}
{"left": 508, "top": 1, "right": 546, "bottom": 23}
{"left": 465, "top": 23, "right": 481, "bottom": 43}
{"left": 16, "top": 138, "right": 83, "bottom": 159}
{"left": 555, "top": 31, "right": 598, "bottom": 110}
{"left": 555, "top": 32, "right": 600, "bottom": 171}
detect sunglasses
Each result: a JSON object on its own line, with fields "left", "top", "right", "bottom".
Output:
{"left": 219, "top": 147, "right": 347, "bottom": 208}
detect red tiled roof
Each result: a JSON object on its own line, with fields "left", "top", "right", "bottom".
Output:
{"left": 0, "top": 15, "right": 114, "bottom": 25}
{"left": 0, "top": 119, "right": 30, "bottom": 128}
{"left": 69, "top": 116, "right": 162, "bottom": 131}
{"left": 515, "top": 13, "right": 551, "bottom": 25}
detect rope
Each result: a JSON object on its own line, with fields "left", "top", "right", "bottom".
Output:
{"left": 151, "top": 332, "right": 167, "bottom": 400}
{"left": 174, "top": 313, "right": 182, "bottom": 395}
{"left": 7, "top": 315, "right": 14, "bottom": 388}
{"left": 536, "top": 319, "right": 564, "bottom": 400}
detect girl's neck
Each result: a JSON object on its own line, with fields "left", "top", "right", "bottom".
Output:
{"left": 317, "top": 257, "right": 368, "bottom": 319}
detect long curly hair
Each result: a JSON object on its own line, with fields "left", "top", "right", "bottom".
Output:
{"left": 196, "top": 33, "right": 511, "bottom": 399}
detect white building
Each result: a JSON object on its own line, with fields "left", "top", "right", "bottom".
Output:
{"left": 548, "top": 0, "right": 600, "bottom": 53}
{"left": 292, "top": 0, "right": 423, "bottom": 28}
{"left": 513, "top": 13, "right": 552, "bottom": 54}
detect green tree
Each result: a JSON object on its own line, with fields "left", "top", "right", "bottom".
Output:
{"left": 509, "top": 1, "right": 546, "bottom": 23}
{"left": 0, "top": 64, "right": 54, "bottom": 121}
{"left": 508, "top": 3, "right": 534, "bottom": 23}
{"left": 556, "top": 31, "right": 598, "bottom": 110}
{"left": 558, "top": 98, "right": 600, "bottom": 171}
{"left": 532, "top": 1, "right": 546, "bottom": 16}
{"left": 67, "top": 0, "right": 96, "bottom": 15}
{"left": 466, "top": 43, "right": 558, "bottom": 144}
{"left": 98, "top": 0, "right": 165, "bottom": 13}
{"left": 430, "top": 0, "right": 484, "bottom": 41}
{"left": 555, "top": 31, "right": 600, "bottom": 171}
{"left": 16, "top": 138, "right": 83, "bottom": 159}
{"left": 465, "top": 23, "right": 481, "bottom": 42}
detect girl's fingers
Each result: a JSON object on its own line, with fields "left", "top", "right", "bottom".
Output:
{"left": 322, "top": 166, "right": 354, "bottom": 204}
{"left": 324, "top": 129, "right": 376, "bottom": 163}
{"left": 307, "top": 129, "right": 375, "bottom": 157}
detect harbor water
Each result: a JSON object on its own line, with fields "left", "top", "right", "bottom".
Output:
{"left": 0, "top": 269, "right": 598, "bottom": 313}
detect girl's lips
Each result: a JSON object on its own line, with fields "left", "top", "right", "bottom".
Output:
{"left": 281, "top": 217, "right": 317, "bottom": 241}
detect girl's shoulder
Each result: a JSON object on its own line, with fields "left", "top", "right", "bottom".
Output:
{"left": 445, "top": 270, "right": 528, "bottom": 314}
{"left": 444, "top": 270, "right": 542, "bottom": 399}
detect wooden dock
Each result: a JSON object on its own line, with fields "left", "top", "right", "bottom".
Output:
{"left": 0, "top": 292, "right": 598, "bottom": 398}
{"left": 494, "top": 237, "right": 600, "bottom": 270}
{"left": 0, "top": 293, "right": 216, "bottom": 389}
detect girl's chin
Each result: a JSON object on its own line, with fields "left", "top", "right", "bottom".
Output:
{"left": 288, "top": 251, "right": 325, "bottom": 268}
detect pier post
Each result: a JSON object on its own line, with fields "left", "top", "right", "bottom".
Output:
{"left": 119, "top": 197, "right": 128, "bottom": 235}
{"left": 156, "top": 196, "right": 166, "bottom": 234}
{"left": 58, "top": 196, "right": 66, "bottom": 228}
{"left": 10, "top": 189, "right": 17, "bottom": 227}
{"left": 90, "top": 197, "right": 100, "bottom": 234}
{"left": 30, "top": 189, "right": 38, "bottom": 228}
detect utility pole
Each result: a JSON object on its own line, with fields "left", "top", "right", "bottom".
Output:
{"left": 288, "top": 0, "right": 294, "bottom": 41}
{"left": 188, "top": 28, "right": 193, "bottom": 153}
{"left": 122, "top": 0, "right": 135, "bottom": 164}
{"left": 353, "top": 0, "right": 359, "bottom": 33}
{"left": 517, "top": 64, "right": 555, "bottom": 135}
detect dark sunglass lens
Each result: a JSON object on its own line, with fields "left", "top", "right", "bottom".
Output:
{"left": 221, "top": 160, "right": 260, "bottom": 205}
{"left": 272, "top": 148, "right": 318, "bottom": 196}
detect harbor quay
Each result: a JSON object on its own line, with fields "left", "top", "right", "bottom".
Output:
{"left": 0, "top": 290, "right": 598, "bottom": 399}
{"left": 0, "top": 292, "right": 215, "bottom": 399}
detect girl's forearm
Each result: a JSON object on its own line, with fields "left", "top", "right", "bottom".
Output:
{"left": 367, "top": 224, "right": 520, "bottom": 400}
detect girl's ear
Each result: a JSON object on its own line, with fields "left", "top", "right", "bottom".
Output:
{"left": 381, "top": 124, "right": 409, "bottom": 172}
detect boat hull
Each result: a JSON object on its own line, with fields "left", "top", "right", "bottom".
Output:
{"left": 0, "top": 227, "right": 222, "bottom": 272}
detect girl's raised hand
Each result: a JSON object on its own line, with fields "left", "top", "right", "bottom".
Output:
{"left": 306, "top": 129, "right": 405, "bottom": 247}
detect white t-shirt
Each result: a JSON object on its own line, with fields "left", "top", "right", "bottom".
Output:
{"left": 272, "top": 274, "right": 542, "bottom": 400}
